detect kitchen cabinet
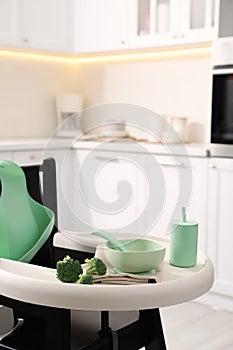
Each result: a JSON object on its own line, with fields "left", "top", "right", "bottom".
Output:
{"left": 72, "top": 149, "right": 143, "bottom": 234}
{"left": 138, "top": 154, "right": 208, "bottom": 253}
{"left": 207, "top": 158, "right": 233, "bottom": 299}
{"left": 12, "top": 150, "right": 44, "bottom": 165}
{"left": 170, "top": 0, "right": 216, "bottom": 43}
{"left": 0, "top": 0, "right": 70, "bottom": 52}
{"left": 72, "top": 149, "right": 208, "bottom": 254}
{"left": 71, "top": 0, "right": 219, "bottom": 54}
{"left": 22, "top": 0, "right": 70, "bottom": 52}
{"left": 0, "top": 0, "right": 21, "bottom": 46}
{"left": 69, "top": 0, "right": 221, "bottom": 54}
{"left": 0, "top": 0, "right": 129, "bottom": 54}
{"left": 187, "top": 157, "right": 209, "bottom": 253}
{"left": 0, "top": 151, "right": 13, "bottom": 162}
{"left": 73, "top": 0, "right": 129, "bottom": 53}
{"left": 1, "top": 0, "right": 233, "bottom": 55}
{"left": 127, "top": 0, "right": 217, "bottom": 49}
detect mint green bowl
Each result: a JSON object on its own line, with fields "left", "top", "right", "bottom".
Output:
{"left": 104, "top": 239, "right": 166, "bottom": 273}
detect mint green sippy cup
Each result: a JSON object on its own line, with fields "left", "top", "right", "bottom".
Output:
{"left": 169, "top": 207, "right": 198, "bottom": 268}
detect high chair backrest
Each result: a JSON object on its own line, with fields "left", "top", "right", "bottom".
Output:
{"left": 23, "top": 158, "right": 58, "bottom": 268}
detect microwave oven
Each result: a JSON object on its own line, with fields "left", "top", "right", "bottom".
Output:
{"left": 211, "top": 38, "right": 233, "bottom": 150}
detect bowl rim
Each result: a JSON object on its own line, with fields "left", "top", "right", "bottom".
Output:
{"left": 105, "top": 238, "right": 166, "bottom": 253}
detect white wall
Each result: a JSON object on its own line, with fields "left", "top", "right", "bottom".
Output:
{"left": 78, "top": 55, "right": 212, "bottom": 143}
{"left": 0, "top": 54, "right": 212, "bottom": 142}
{"left": 0, "top": 56, "right": 79, "bottom": 139}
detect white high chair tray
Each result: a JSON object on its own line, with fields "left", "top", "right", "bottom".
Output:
{"left": 0, "top": 237, "right": 214, "bottom": 312}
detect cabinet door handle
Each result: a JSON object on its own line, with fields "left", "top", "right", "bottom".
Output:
{"left": 173, "top": 34, "right": 185, "bottom": 39}
{"left": 30, "top": 154, "right": 41, "bottom": 160}
{"left": 95, "top": 156, "right": 119, "bottom": 162}
{"left": 158, "top": 161, "right": 183, "bottom": 167}
{"left": 208, "top": 163, "right": 216, "bottom": 169}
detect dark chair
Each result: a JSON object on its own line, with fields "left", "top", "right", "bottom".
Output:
{"left": 24, "top": 157, "right": 58, "bottom": 268}
{"left": 0, "top": 158, "right": 166, "bottom": 350}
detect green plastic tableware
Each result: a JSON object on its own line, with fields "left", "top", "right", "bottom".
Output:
{"left": 0, "top": 160, "right": 54, "bottom": 262}
{"left": 91, "top": 230, "right": 128, "bottom": 252}
{"left": 104, "top": 238, "right": 166, "bottom": 273}
{"left": 169, "top": 207, "right": 198, "bottom": 268}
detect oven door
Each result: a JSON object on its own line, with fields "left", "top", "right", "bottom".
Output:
{"left": 211, "top": 68, "right": 233, "bottom": 144}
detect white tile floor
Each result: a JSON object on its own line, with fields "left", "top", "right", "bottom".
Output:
{"left": 159, "top": 301, "right": 233, "bottom": 350}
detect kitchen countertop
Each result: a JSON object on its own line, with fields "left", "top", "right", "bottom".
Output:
{"left": 0, "top": 137, "right": 211, "bottom": 157}
{"left": 73, "top": 140, "right": 210, "bottom": 157}
{"left": 0, "top": 138, "right": 72, "bottom": 151}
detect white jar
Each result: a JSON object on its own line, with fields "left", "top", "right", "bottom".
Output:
{"left": 170, "top": 116, "right": 187, "bottom": 141}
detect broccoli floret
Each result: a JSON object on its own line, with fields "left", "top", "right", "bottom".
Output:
{"left": 78, "top": 274, "right": 93, "bottom": 285}
{"left": 85, "top": 257, "right": 107, "bottom": 276}
{"left": 56, "top": 255, "right": 83, "bottom": 283}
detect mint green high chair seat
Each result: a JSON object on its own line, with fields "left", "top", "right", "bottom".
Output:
{"left": 0, "top": 160, "right": 54, "bottom": 263}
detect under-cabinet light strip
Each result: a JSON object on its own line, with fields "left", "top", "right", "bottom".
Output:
{"left": 78, "top": 46, "right": 211, "bottom": 63}
{"left": 0, "top": 49, "right": 75, "bottom": 64}
{"left": 0, "top": 46, "right": 211, "bottom": 64}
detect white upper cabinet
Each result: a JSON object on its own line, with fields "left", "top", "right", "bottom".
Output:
{"left": 21, "top": 0, "right": 70, "bottom": 52}
{"left": 127, "top": 0, "right": 173, "bottom": 47}
{"left": 127, "top": 0, "right": 217, "bottom": 49}
{"left": 170, "top": 0, "right": 217, "bottom": 42}
{"left": 0, "top": 0, "right": 71, "bottom": 52}
{"left": 0, "top": 0, "right": 232, "bottom": 54}
{"left": 72, "top": 0, "right": 129, "bottom": 53}
{"left": 73, "top": 0, "right": 233, "bottom": 53}
{"left": 0, "top": 0, "right": 21, "bottom": 46}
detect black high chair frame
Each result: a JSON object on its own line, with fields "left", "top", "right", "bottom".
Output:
{"left": 0, "top": 158, "right": 166, "bottom": 350}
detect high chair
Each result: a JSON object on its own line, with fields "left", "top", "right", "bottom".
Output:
{"left": 0, "top": 158, "right": 214, "bottom": 350}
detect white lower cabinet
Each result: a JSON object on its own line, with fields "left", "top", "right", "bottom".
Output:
{"left": 72, "top": 150, "right": 208, "bottom": 254}
{"left": 186, "top": 157, "right": 209, "bottom": 253}
{"left": 0, "top": 151, "right": 13, "bottom": 161}
{"left": 12, "top": 150, "right": 43, "bottom": 165}
{"left": 137, "top": 154, "right": 208, "bottom": 252}
{"left": 72, "top": 149, "right": 144, "bottom": 234}
{"left": 207, "top": 158, "right": 233, "bottom": 301}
